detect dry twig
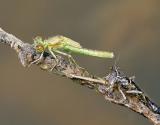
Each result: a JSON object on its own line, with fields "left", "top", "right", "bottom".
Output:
{"left": 0, "top": 28, "right": 160, "bottom": 125}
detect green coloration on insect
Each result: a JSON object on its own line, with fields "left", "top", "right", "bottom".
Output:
{"left": 33, "top": 35, "right": 114, "bottom": 64}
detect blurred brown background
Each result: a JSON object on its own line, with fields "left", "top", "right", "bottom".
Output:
{"left": 0, "top": 0, "right": 160, "bottom": 125}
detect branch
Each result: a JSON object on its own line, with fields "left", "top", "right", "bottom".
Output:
{"left": 0, "top": 28, "right": 160, "bottom": 125}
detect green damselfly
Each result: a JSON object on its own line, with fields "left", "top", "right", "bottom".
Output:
{"left": 32, "top": 35, "right": 114, "bottom": 65}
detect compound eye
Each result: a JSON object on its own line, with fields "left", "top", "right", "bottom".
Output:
{"left": 36, "top": 45, "right": 44, "bottom": 52}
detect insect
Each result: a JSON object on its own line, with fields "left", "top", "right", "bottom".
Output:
{"left": 32, "top": 35, "right": 114, "bottom": 66}
{"left": 105, "top": 67, "right": 160, "bottom": 114}
{"left": 105, "top": 66, "right": 142, "bottom": 100}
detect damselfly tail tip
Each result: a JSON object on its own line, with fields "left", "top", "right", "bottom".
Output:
{"left": 101, "top": 51, "right": 114, "bottom": 58}
{"left": 106, "top": 52, "right": 114, "bottom": 58}
{"left": 110, "top": 52, "right": 114, "bottom": 58}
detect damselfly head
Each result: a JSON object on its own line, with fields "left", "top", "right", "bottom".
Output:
{"left": 33, "top": 36, "right": 46, "bottom": 53}
{"left": 35, "top": 44, "right": 45, "bottom": 53}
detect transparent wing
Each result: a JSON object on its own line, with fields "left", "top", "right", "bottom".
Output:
{"left": 47, "top": 35, "right": 82, "bottom": 48}
{"left": 63, "top": 36, "right": 82, "bottom": 48}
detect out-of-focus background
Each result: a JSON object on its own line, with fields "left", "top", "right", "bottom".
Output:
{"left": 0, "top": 0, "right": 160, "bottom": 125}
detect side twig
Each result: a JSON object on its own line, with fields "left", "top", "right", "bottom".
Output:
{"left": 0, "top": 28, "right": 160, "bottom": 125}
